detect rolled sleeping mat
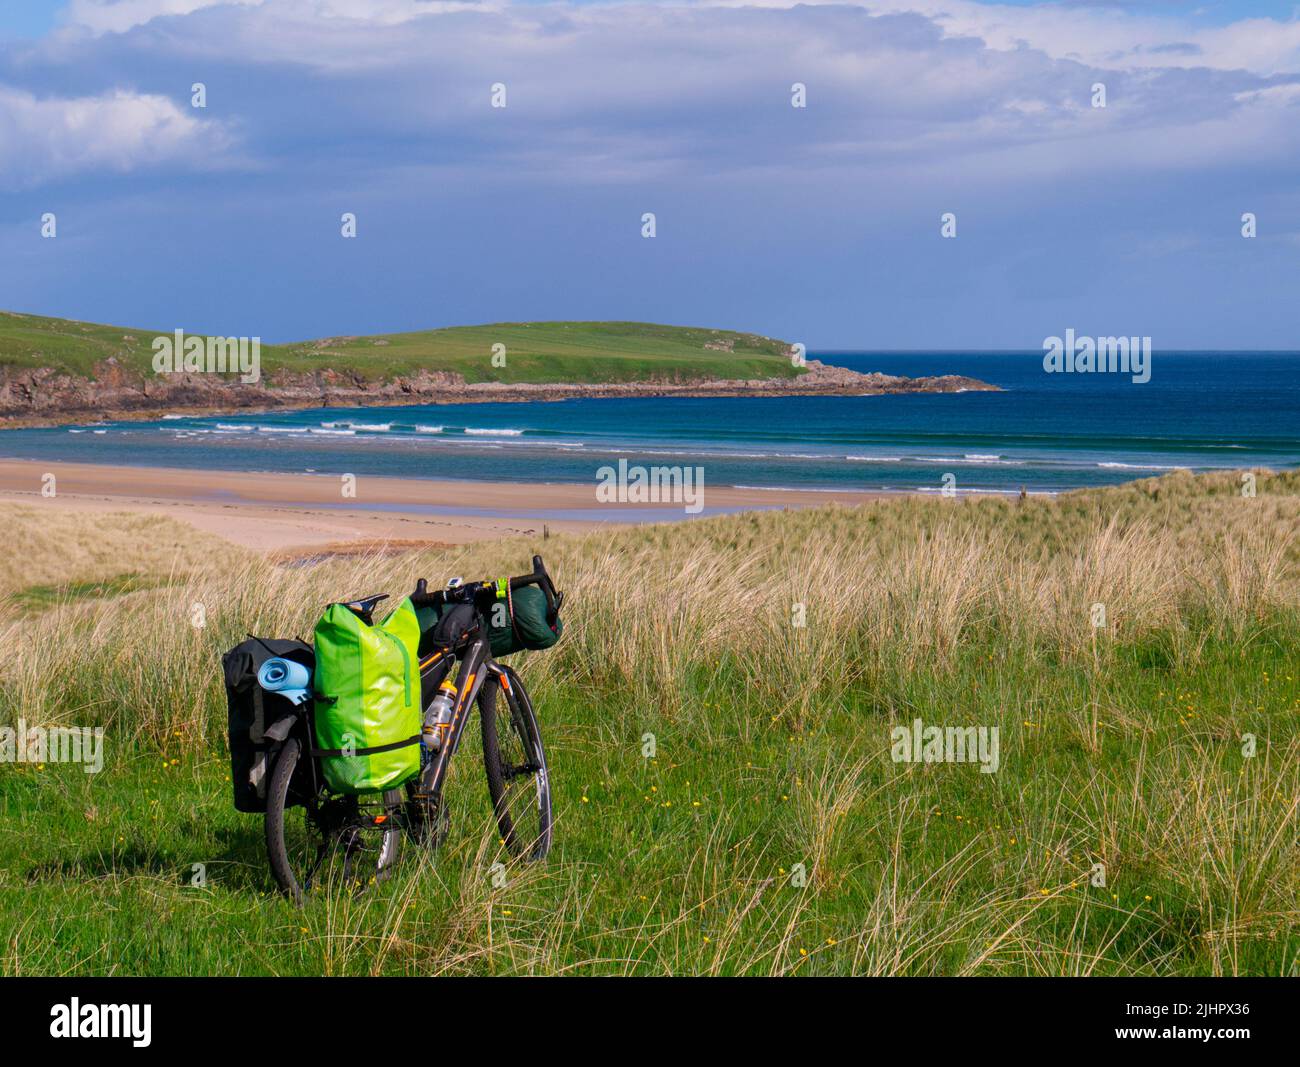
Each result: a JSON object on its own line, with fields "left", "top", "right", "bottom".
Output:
{"left": 256, "top": 657, "right": 313, "bottom": 706}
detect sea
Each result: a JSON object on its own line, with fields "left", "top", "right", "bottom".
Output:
{"left": 3, "top": 352, "right": 1297, "bottom": 497}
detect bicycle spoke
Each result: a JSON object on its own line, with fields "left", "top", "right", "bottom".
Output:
{"left": 482, "top": 676, "right": 550, "bottom": 861}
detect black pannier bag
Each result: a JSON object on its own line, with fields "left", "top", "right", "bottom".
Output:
{"left": 223, "top": 637, "right": 314, "bottom": 813}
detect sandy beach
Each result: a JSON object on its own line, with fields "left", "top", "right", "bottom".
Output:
{"left": 0, "top": 459, "right": 889, "bottom": 555}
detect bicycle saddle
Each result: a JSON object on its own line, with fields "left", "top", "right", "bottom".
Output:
{"left": 341, "top": 592, "right": 389, "bottom": 623}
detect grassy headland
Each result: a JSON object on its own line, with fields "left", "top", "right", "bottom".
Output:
{"left": 1, "top": 469, "right": 1293, "bottom": 975}
{"left": 283, "top": 321, "right": 803, "bottom": 385}
{"left": 0, "top": 311, "right": 995, "bottom": 423}
{"left": 0, "top": 312, "right": 798, "bottom": 384}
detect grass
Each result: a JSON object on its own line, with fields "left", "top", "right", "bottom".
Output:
{"left": 8, "top": 574, "right": 178, "bottom": 615}
{"left": 0, "top": 468, "right": 1297, "bottom": 975}
{"left": 0, "top": 311, "right": 800, "bottom": 385}
{"left": 0, "top": 505, "right": 240, "bottom": 600}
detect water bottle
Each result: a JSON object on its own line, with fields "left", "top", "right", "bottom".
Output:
{"left": 421, "top": 679, "right": 459, "bottom": 753}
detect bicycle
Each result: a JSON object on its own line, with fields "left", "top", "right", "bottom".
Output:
{"left": 263, "top": 556, "right": 562, "bottom": 904}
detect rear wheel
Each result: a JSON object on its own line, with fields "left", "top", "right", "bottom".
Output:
{"left": 266, "top": 738, "right": 326, "bottom": 905}
{"left": 479, "top": 667, "right": 552, "bottom": 861}
{"left": 265, "top": 738, "right": 403, "bottom": 904}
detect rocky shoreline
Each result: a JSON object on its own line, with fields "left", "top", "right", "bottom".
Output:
{"left": 0, "top": 358, "right": 999, "bottom": 427}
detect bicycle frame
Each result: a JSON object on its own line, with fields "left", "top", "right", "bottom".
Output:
{"left": 411, "top": 632, "right": 499, "bottom": 802}
{"left": 289, "top": 553, "right": 559, "bottom": 810}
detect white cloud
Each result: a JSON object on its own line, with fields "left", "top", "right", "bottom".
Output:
{"left": 1234, "top": 80, "right": 1300, "bottom": 105}
{"left": 294, "top": 0, "right": 490, "bottom": 21}
{"left": 62, "top": 0, "right": 486, "bottom": 36}
{"left": 852, "top": 1, "right": 1300, "bottom": 76}
{"left": 20, "top": 1, "right": 1300, "bottom": 192}
{"left": 57, "top": 1, "right": 1300, "bottom": 75}
{"left": 0, "top": 86, "right": 234, "bottom": 188}
{"left": 63, "top": 1, "right": 261, "bottom": 35}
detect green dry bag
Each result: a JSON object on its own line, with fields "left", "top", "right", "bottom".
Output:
{"left": 426, "top": 582, "right": 563, "bottom": 658}
{"left": 313, "top": 597, "right": 422, "bottom": 795}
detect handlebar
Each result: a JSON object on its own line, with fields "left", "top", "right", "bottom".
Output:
{"left": 409, "top": 555, "right": 563, "bottom": 625}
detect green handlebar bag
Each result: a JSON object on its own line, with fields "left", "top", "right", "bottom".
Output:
{"left": 421, "top": 582, "right": 562, "bottom": 658}
{"left": 313, "top": 597, "right": 422, "bottom": 795}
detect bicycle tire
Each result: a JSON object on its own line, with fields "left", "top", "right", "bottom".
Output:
{"left": 479, "top": 668, "right": 552, "bottom": 861}
{"left": 265, "top": 737, "right": 317, "bottom": 905}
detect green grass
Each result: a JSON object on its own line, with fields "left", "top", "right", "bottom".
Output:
{"left": 9, "top": 574, "right": 175, "bottom": 614}
{"left": 3, "top": 637, "right": 1295, "bottom": 976}
{"left": 0, "top": 311, "right": 799, "bottom": 385}
{"left": 0, "top": 469, "right": 1296, "bottom": 975}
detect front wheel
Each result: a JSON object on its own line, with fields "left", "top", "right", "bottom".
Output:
{"left": 479, "top": 667, "right": 552, "bottom": 861}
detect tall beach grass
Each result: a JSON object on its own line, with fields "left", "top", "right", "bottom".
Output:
{"left": 0, "top": 469, "right": 1296, "bottom": 975}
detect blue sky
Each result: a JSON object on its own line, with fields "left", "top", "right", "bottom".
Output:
{"left": 1, "top": 0, "right": 1298, "bottom": 348}
{"left": 0, "top": 8, "right": 60, "bottom": 38}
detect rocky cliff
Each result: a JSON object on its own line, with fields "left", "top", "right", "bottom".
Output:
{"left": 0, "top": 357, "right": 998, "bottom": 426}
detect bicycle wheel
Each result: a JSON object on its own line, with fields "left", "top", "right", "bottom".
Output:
{"left": 265, "top": 738, "right": 327, "bottom": 904}
{"left": 265, "top": 738, "right": 402, "bottom": 903}
{"left": 479, "top": 667, "right": 552, "bottom": 861}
